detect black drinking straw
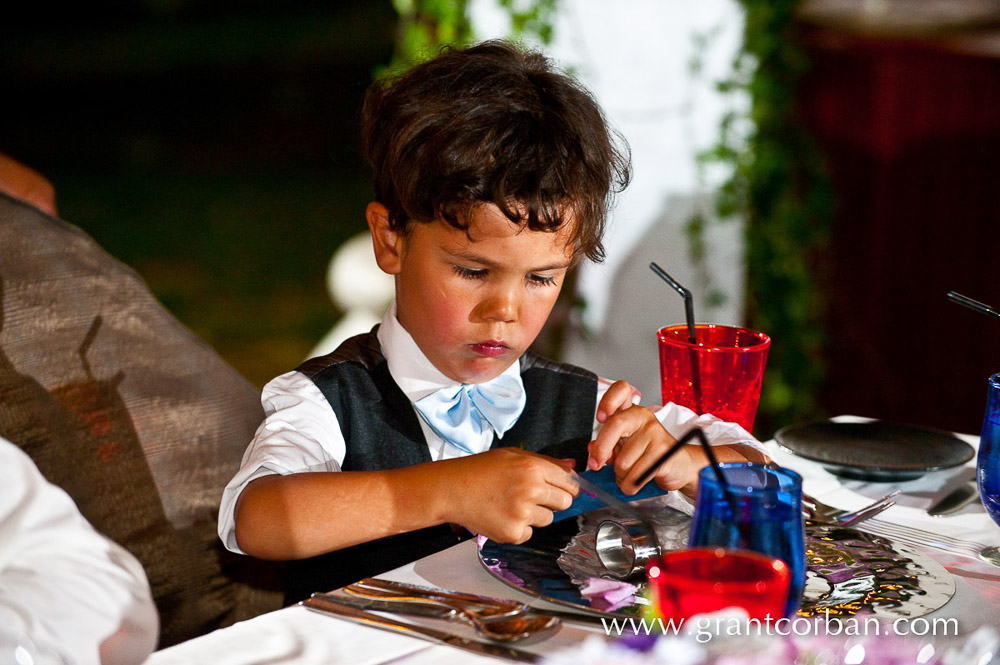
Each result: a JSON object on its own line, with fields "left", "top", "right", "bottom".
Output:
{"left": 650, "top": 262, "right": 703, "bottom": 413}
{"left": 947, "top": 291, "right": 1000, "bottom": 321}
{"left": 636, "top": 426, "right": 748, "bottom": 541}
{"left": 650, "top": 262, "right": 696, "bottom": 343}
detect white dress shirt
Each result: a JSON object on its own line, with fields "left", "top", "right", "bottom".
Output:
{"left": 0, "top": 437, "right": 159, "bottom": 665}
{"left": 218, "top": 303, "right": 763, "bottom": 553}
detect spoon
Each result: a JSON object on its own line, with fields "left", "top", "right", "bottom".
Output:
{"left": 927, "top": 480, "right": 979, "bottom": 516}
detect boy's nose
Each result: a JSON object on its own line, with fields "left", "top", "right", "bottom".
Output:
{"left": 479, "top": 289, "right": 517, "bottom": 323}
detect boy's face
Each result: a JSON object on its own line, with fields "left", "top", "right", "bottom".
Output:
{"left": 368, "top": 201, "right": 575, "bottom": 384}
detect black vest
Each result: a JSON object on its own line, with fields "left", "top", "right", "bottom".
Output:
{"left": 283, "top": 327, "right": 597, "bottom": 604}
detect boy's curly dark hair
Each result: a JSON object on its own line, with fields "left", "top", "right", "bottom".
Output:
{"left": 360, "top": 40, "right": 631, "bottom": 263}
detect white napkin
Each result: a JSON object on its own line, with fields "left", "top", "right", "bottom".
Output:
{"left": 146, "top": 606, "right": 432, "bottom": 665}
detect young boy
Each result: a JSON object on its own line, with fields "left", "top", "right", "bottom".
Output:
{"left": 218, "top": 40, "right": 766, "bottom": 604}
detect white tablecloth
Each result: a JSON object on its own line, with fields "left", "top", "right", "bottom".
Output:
{"left": 147, "top": 539, "right": 602, "bottom": 665}
{"left": 148, "top": 421, "right": 1000, "bottom": 664}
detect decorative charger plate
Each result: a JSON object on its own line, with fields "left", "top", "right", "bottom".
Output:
{"left": 774, "top": 420, "right": 974, "bottom": 481}
{"left": 478, "top": 496, "right": 955, "bottom": 619}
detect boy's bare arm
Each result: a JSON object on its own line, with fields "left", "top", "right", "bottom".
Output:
{"left": 233, "top": 447, "right": 578, "bottom": 560}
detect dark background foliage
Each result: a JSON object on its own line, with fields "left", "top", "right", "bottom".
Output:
{"left": 2, "top": 1, "right": 396, "bottom": 387}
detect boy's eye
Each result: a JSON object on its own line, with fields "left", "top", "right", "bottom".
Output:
{"left": 527, "top": 273, "right": 558, "bottom": 287}
{"left": 452, "top": 265, "right": 487, "bottom": 280}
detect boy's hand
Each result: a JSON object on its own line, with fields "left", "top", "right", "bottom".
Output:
{"left": 589, "top": 379, "right": 652, "bottom": 474}
{"left": 595, "top": 379, "right": 642, "bottom": 425}
{"left": 588, "top": 402, "right": 698, "bottom": 495}
{"left": 441, "top": 448, "right": 578, "bottom": 544}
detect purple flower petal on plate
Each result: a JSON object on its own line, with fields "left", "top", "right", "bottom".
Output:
{"left": 485, "top": 561, "right": 524, "bottom": 586}
{"left": 580, "top": 577, "right": 638, "bottom": 612}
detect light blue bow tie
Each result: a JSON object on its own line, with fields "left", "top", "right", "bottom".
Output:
{"left": 413, "top": 373, "right": 526, "bottom": 454}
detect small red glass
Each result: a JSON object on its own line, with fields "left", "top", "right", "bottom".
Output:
{"left": 646, "top": 547, "right": 790, "bottom": 621}
{"left": 657, "top": 324, "right": 770, "bottom": 432}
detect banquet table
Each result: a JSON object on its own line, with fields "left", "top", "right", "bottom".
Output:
{"left": 147, "top": 419, "right": 1000, "bottom": 664}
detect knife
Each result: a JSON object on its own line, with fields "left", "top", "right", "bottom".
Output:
{"left": 302, "top": 594, "right": 542, "bottom": 663}
{"left": 927, "top": 481, "right": 979, "bottom": 516}
{"left": 571, "top": 471, "right": 648, "bottom": 525}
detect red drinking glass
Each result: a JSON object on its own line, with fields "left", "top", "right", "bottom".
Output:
{"left": 657, "top": 324, "right": 770, "bottom": 432}
{"left": 646, "top": 547, "right": 790, "bottom": 621}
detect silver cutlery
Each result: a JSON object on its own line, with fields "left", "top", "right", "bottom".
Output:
{"left": 302, "top": 594, "right": 541, "bottom": 662}
{"left": 927, "top": 481, "right": 979, "bottom": 516}
{"left": 861, "top": 517, "right": 990, "bottom": 559}
{"left": 347, "top": 577, "right": 608, "bottom": 627}
{"left": 325, "top": 590, "right": 559, "bottom": 643}
{"left": 802, "top": 490, "right": 898, "bottom": 525}
{"left": 350, "top": 578, "right": 526, "bottom": 615}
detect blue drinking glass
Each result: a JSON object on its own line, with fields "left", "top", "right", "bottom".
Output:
{"left": 977, "top": 372, "right": 1000, "bottom": 566}
{"left": 688, "top": 463, "right": 806, "bottom": 617}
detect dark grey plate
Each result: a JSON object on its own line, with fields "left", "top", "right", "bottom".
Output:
{"left": 775, "top": 420, "right": 974, "bottom": 481}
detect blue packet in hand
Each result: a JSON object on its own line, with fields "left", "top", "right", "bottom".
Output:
{"left": 553, "top": 465, "right": 668, "bottom": 523}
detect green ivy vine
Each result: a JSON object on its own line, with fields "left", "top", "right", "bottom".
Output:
{"left": 385, "top": 0, "right": 557, "bottom": 74}
{"left": 704, "top": 0, "right": 835, "bottom": 436}
{"left": 385, "top": 0, "right": 473, "bottom": 72}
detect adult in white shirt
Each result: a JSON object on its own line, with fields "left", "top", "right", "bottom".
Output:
{"left": 0, "top": 436, "right": 159, "bottom": 665}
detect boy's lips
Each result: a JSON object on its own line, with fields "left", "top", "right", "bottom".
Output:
{"left": 470, "top": 341, "right": 510, "bottom": 358}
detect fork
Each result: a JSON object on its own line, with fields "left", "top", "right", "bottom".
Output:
{"left": 802, "top": 490, "right": 899, "bottom": 526}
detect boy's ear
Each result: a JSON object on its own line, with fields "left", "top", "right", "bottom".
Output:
{"left": 366, "top": 201, "right": 403, "bottom": 275}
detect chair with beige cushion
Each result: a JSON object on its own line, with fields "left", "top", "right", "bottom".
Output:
{"left": 0, "top": 191, "right": 282, "bottom": 648}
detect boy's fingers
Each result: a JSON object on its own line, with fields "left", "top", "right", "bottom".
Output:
{"left": 618, "top": 446, "right": 670, "bottom": 492}
{"left": 586, "top": 445, "right": 605, "bottom": 471}
{"left": 544, "top": 465, "right": 581, "bottom": 496}
{"left": 512, "top": 450, "right": 578, "bottom": 495}
{"left": 556, "top": 457, "right": 577, "bottom": 471}
{"left": 538, "top": 486, "right": 574, "bottom": 512}
{"left": 596, "top": 380, "right": 638, "bottom": 422}
{"left": 588, "top": 407, "right": 647, "bottom": 468}
{"left": 611, "top": 433, "right": 647, "bottom": 472}
{"left": 513, "top": 507, "right": 557, "bottom": 544}
{"left": 587, "top": 433, "right": 620, "bottom": 470}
